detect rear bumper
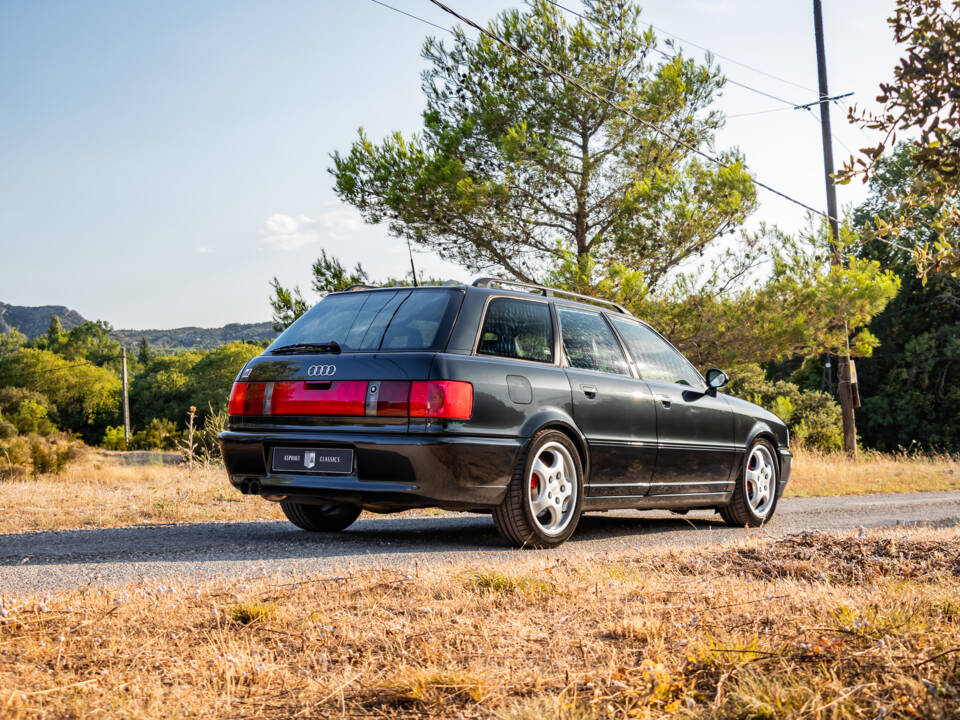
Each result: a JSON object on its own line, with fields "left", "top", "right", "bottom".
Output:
{"left": 219, "top": 430, "right": 521, "bottom": 510}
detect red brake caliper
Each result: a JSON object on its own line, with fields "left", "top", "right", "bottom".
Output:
{"left": 530, "top": 473, "right": 538, "bottom": 494}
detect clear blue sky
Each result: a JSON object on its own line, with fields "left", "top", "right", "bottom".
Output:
{"left": 0, "top": 0, "right": 899, "bottom": 329}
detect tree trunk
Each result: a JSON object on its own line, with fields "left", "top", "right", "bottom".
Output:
{"left": 837, "top": 355, "right": 858, "bottom": 459}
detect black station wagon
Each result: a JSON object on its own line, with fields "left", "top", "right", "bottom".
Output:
{"left": 220, "top": 279, "right": 791, "bottom": 547}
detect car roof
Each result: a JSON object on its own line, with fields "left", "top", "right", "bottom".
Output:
{"left": 328, "top": 279, "right": 634, "bottom": 318}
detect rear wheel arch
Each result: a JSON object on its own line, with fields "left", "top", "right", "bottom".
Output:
{"left": 533, "top": 421, "right": 589, "bottom": 482}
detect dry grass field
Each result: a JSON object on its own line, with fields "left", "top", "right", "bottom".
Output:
{"left": 1, "top": 527, "right": 958, "bottom": 719}
{"left": 0, "top": 450, "right": 284, "bottom": 535}
{"left": 786, "top": 448, "right": 960, "bottom": 497}
{"left": 0, "top": 448, "right": 958, "bottom": 535}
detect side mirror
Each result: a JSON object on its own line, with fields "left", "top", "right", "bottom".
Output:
{"left": 705, "top": 368, "right": 729, "bottom": 395}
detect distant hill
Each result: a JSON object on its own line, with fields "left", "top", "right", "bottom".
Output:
{"left": 0, "top": 302, "right": 277, "bottom": 351}
{"left": 0, "top": 302, "right": 87, "bottom": 338}
{"left": 111, "top": 322, "right": 277, "bottom": 351}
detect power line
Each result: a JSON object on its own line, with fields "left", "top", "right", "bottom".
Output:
{"left": 540, "top": 0, "right": 819, "bottom": 103}
{"left": 727, "top": 106, "right": 798, "bottom": 119}
{"left": 426, "top": 0, "right": 835, "bottom": 222}
{"left": 0, "top": 357, "right": 118, "bottom": 381}
{"left": 366, "top": 0, "right": 454, "bottom": 35}
{"left": 364, "top": 0, "right": 913, "bottom": 255}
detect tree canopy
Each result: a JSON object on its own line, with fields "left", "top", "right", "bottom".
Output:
{"left": 839, "top": 0, "right": 960, "bottom": 278}
{"left": 331, "top": 0, "right": 755, "bottom": 289}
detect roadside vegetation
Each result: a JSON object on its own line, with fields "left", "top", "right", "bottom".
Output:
{"left": 2, "top": 527, "right": 959, "bottom": 718}
{"left": 1, "top": 449, "right": 957, "bottom": 535}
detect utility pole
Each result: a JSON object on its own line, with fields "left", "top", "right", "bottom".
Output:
{"left": 121, "top": 346, "right": 130, "bottom": 448}
{"left": 813, "top": 0, "right": 857, "bottom": 459}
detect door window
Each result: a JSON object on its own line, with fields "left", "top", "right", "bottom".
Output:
{"left": 476, "top": 298, "right": 554, "bottom": 363}
{"left": 556, "top": 307, "right": 630, "bottom": 376}
{"left": 610, "top": 317, "right": 704, "bottom": 387}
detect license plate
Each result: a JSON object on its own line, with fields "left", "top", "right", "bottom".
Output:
{"left": 271, "top": 447, "right": 353, "bottom": 474}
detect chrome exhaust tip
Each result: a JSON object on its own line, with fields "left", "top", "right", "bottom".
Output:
{"left": 239, "top": 480, "right": 251, "bottom": 495}
{"left": 249, "top": 480, "right": 261, "bottom": 495}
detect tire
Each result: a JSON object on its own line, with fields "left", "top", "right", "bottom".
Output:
{"left": 280, "top": 501, "right": 362, "bottom": 532}
{"left": 719, "top": 438, "right": 780, "bottom": 527}
{"left": 493, "top": 429, "right": 584, "bottom": 548}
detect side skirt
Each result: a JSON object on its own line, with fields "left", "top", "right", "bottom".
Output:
{"left": 582, "top": 490, "right": 733, "bottom": 511}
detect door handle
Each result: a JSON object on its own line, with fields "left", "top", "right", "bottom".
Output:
{"left": 580, "top": 384, "right": 598, "bottom": 398}
{"left": 657, "top": 395, "right": 672, "bottom": 408}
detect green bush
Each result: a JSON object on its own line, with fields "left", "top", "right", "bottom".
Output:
{"left": 101, "top": 425, "right": 127, "bottom": 451}
{"left": 726, "top": 363, "right": 843, "bottom": 452}
{"left": 130, "top": 418, "right": 179, "bottom": 451}
{"left": 0, "top": 387, "right": 57, "bottom": 435}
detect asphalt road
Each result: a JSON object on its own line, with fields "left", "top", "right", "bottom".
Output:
{"left": 2, "top": 491, "right": 959, "bottom": 596}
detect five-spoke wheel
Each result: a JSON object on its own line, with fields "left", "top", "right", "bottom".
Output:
{"left": 527, "top": 441, "right": 578, "bottom": 537}
{"left": 494, "top": 430, "right": 583, "bottom": 547}
{"left": 719, "top": 438, "right": 780, "bottom": 527}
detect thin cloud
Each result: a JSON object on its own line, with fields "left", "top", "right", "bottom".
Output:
{"left": 263, "top": 213, "right": 320, "bottom": 250}
{"left": 262, "top": 207, "right": 365, "bottom": 250}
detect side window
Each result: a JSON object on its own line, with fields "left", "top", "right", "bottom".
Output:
{"left": 477, "top": 298, "right": 554, "bottom": 363}
{"left": 611, "top": 317, "right": 703, "bottom": 387}
{"left": 556, "top": 307, "right": 630, "bottom": 376}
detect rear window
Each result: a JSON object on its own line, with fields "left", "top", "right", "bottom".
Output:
{"left": 268, "top": 289, "right": 461, "bottom": 353}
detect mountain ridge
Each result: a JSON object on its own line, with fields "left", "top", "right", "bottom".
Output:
{"left": 0, "top": 302, "right": 277, "bottom": 350}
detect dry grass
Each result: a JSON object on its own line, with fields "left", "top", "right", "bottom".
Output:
{"left": 2, "top": 527, "right": 959, "bottom": 719}
{"left": 0, "top": 448, "right": 958, "bottom": 535}
{"left": 786, "top": 448, "right": 960, "bottom": 497}
{"left": 0, "top": 450, "right": 282, "bottom": 534}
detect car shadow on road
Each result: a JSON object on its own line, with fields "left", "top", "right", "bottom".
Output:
{"left": 1, "top": 511, "right": 729, "bottom": 568}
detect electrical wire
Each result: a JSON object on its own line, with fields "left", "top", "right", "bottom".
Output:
{"left": 0, "top": 357, "right": 119, "bottom": 381}
{"left": 540, "top": 0, "right": 819, "bottom": 102}
{"left": 425, "top": 0, "right": 835, "bottom": 222}
{"left": 726, "top": 105, "right": 800, "bottom": 119}
{"left": 362, "top": 0, "right": 916, "bottom": 255}
{"left": 366, "top": 0, "right": 454, "bottom": 34}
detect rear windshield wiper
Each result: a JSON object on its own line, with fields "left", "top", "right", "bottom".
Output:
{"left": 269, "top": 341, "right": 342, "bottom": 355}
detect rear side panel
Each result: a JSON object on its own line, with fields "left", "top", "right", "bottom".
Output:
{"left": 427, "top": 353, "right": 571, "bottom": 440}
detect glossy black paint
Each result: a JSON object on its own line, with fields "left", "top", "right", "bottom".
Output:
{"left": 219, "top": 283, "right": 793, "bottom": 516}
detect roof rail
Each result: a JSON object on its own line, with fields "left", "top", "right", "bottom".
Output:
{"left": 472, "top": 277, "right": 632, "bottom": 315}
{"left": 343, "top": 284, "right": 380, "bottom": 292}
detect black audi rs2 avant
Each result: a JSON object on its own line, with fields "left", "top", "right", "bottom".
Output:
{"left": 220, "top": 279, "right": 791, "bottom": 547}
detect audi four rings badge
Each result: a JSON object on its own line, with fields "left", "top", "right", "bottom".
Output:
{"left": 306, "top": 364, "right": 337, "bottom": 377}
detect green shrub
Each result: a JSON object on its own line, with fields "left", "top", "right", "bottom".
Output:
{"left": 0, "top": 387, "right": 57, "bottom": 435}
{"left": 11, "top": 398, "right": 56, "bottom": 435}
{"left": 727, "top": 363, "right": 843, "bottom": 452}
{"left": 101, "top": 425, "right": 127, "bottom": 450}
{"left": 130, "top": 418, "right": 179, "bottom": 451}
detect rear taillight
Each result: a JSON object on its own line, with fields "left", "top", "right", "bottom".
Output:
{"left": 228, "top": 382, "right": 266, "bottom": 415}
{"left": 271, "top": 381, "right": 367, "bottom": 416}
{"left": 228, "top": 379, "right": 473, "bottom": 419}
{"left": 409, "top": 380, "right": 473, "bottom": 420}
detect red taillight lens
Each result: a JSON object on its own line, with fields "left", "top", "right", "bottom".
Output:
{"left": 374, "top": 381, "right": 411, "bottom": 417}
{"left": 409, "top": 380, "right": 473, "bottom": 420}
{"left": 270, "top": 381, "right": 367, "bottom": 416}
{"left": 228, "top": 382, "right": 266, "bottom": 415}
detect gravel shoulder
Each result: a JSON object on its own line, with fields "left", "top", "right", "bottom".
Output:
{"left": 3, "top": 491, "right": 959, "bottom": 595}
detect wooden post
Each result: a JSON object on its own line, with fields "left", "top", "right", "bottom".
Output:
{"left": 814, "top": 0, "right": 857, "bottom": 459}
{"left": 121, "top": 347, "right": 130, "bottom": 448}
